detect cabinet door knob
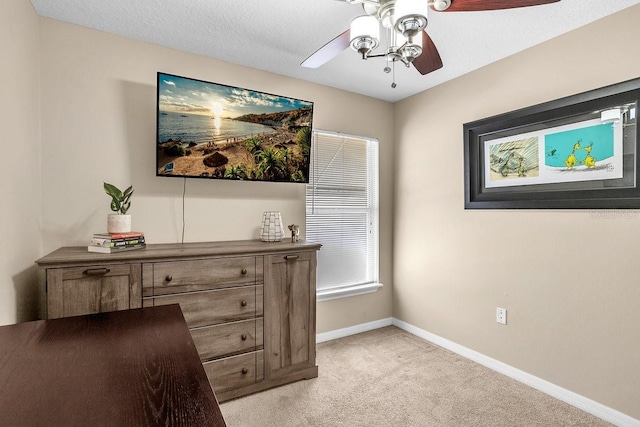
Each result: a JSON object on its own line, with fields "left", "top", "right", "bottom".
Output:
{"left": 240, "top": 300, "right": 248, "bottom": 307}
{"left": 241, "top": 268, "right": 247, "bottom": 275}
{"left": 165, "top": 275, "right": 172, "bottom": 282}
{"left": 241, "top": 368, "right": 248, "bottom": 375}
{"left": 241, "top": 334, "right": 247, "bottom": 341}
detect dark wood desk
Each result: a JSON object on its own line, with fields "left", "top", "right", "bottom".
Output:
{"left": 0, "top": 304, "right": 226, "bottom": 426}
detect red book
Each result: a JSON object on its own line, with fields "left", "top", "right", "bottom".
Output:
{"left": 93, "top": 231, "right": 144, "bottom": 239}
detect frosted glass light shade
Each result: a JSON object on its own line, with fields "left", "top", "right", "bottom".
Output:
{"left": 350, "top": 15, "right": 380, "bottom": 52}
{"left": 394, "top": 0, "right": 429, "bottom": 37}
{"left": 394, "top": 0, "right": 429, "bottom": 21}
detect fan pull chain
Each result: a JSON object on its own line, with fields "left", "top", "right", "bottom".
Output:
{"left": 382, "top": 26, "right": 396, "bottom": 88}
{"left": 391, "top": 60, "right": 397, "bottom": 89}
{"left": 390, "top": 26, "right": 397, "bottom": 88}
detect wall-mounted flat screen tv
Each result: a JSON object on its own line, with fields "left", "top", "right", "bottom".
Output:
{"left": 156, "top": 72, "right": 314, "bottom": 183}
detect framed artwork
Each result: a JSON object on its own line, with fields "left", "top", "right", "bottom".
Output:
{"left": 464, "top": 78, "right": 640, "bottom": 209}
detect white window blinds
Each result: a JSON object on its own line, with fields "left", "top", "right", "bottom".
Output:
{"left": 306, "top": 130, "right": 380, "bottom": 300}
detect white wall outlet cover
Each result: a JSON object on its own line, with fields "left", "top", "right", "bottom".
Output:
{"left": 496, "top": 307, "right": 507, "bottom": 325}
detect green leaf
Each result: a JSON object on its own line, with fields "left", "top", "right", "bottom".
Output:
{"left": 104, "top": 182, "right": 123, "bottom": 199}
{"left": 104, "top": 182, "right": 133, "bottom": 214}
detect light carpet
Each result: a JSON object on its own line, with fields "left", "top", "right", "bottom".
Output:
{"left": 220, "top": 326, "right": 610, "bottom": 426}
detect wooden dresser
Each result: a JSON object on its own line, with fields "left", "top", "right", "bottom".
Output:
{"left": 36, "top": 240, "right": 321, "bottom": 402}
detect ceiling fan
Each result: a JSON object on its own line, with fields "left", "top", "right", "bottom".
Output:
{"left": 301, "top": 0, "right": 561, "bottom": 85}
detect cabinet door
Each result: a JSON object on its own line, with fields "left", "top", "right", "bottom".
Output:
{"left": 264, "top": 251, "right": 317, "bottom": 378}
{"left": 46, "top": 264, "right": 142, "bottom": 319}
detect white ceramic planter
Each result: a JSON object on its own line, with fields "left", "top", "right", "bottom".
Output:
{"left": 107, "top": 214, "right": 132, "bottom": 233}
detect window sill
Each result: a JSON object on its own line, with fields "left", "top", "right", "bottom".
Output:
{"left": 316, "top": 282, "right": 383, "bottom": 302}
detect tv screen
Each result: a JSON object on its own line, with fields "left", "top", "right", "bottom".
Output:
{"left": 156, "top": 72, "right": 314, "bottom": 183}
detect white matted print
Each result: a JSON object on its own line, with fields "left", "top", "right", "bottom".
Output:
{"left": 485, "top": 118, "right": 623, "bottom": 188}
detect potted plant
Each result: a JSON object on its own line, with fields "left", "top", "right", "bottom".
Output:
{"left": 104, "top": 182, "right": 134, "bottom": 233}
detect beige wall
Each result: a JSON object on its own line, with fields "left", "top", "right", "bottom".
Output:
{"left": 37, "top": 18, "right": 393, "bottom": 332}
{"left": 6, "top": 0, "right": 636, "bottom": 419}
{"left": 0, "top": 0, "right": 42, "bottom": 326}
{"left": 394, "top": 6, "right": 640, "bottom": 419}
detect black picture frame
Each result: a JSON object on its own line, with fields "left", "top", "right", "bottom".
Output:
{"left": 464, "top": 77, "right": 640, "bottom": 209}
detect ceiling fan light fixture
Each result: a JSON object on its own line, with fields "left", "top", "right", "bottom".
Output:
{"left": 399, "top": 34, "right": 423, "bottom": 63}
{"left": 302, "top": 0, "right": 562, "bottom": 88}
{"left": 400, "top": 44, "right": 422, "bottom": 63}
{"left": 393, "top": 0, "right": 429, "bottom": 38}
{"left": 350, "top": 15, "right": 380, "bottom": 56}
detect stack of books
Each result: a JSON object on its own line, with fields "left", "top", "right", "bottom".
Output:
{"left": 88, "top": 231, "right": 146, "bottom": 253}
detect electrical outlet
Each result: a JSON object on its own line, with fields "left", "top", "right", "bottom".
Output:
{"left": 496, "top": 307, "right": 507, "bottom": 325}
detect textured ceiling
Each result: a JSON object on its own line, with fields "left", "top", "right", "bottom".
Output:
{"left": 30, "top": 0, "right": 640, "bottom": 102}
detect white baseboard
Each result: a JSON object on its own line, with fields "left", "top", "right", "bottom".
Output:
{"left": 316, "top": 317, "right": 392, "bottom": 343}
{"left": 316, "top": 317, "right": 639, "bottom": 427}
{"left": 391, "top": 318, "right": 639, "bottom": 427}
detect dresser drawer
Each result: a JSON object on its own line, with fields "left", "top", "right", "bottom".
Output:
{"left": 147, "top": 256, "right": 263, "bottom": 295}
{"left": 191, "top": 318, "right": 264, "bottom": 361}
{"left": 204, "top": 351, "right": 264, "bottom": 393}
{"left": 147, "top": 285, "right": 262, "bottom": 328}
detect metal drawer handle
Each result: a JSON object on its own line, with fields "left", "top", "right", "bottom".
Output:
{"left": 83, "top": 268, "right": 110, "bottom": 276}
{"left": 241, "top": 334, "right": 247, "bottom": 341}
{"left": 284, "top": 255, "right": 299, "bottom": 261}
{"left": 240, "top": 300, "right": 248, "bottom": 307}
{"left": 241, "top": 268, "right": 247, "bottom": 275}
{"left": 165, "top": 275, "right": 172, "bottom": 282}
{"left": 241, "top": 368, "right": 248, "bottom": 375}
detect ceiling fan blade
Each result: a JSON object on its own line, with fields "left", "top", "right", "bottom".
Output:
{"left": 436, "top": 0, "right": 560, "bottom": 12}
{"left": 301, "top": 30, "right": 351, "bottom": 68}
{"left": 412, "top": 31, "right": 443, "bottom": 75}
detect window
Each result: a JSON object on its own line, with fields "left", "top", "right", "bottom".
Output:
{"left": 306, "top": 130, "right": 381, "bottom": 301}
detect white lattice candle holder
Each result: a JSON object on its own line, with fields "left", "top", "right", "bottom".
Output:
{"left": 259, "top": 211, "right": 284, "bottom": 242}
